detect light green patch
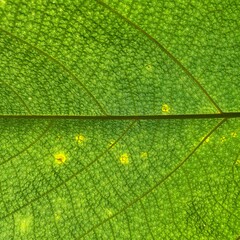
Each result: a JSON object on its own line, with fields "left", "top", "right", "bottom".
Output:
{"left": 140, "top": 151, "right": 148, "bottom": 159}
{"left": 54, "top": 210, "right": 62, "bottom": 222}
{"left": 53, "top": 197, "right": 68, "bottom": 210}
{"left": 0, "top": 0, "right": 6, "bottom": 8}
{"left": 105, "top": 208, "right": 114, "bottom": 217}
{"left": 53, "top": 197, "right": 68, "bottom": 222}
{"left": 15, "top": 214, "right": 33, "bottom": 235}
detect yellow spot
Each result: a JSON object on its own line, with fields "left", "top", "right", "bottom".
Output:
{"left": 54, "top": 211, "right": 62, "bottom": 221}
{"left": 105, "top": 208, "right": 113, "bottom": 217}
{"left": 140, "top": 152, "right": 148, "bottom": 159}
{"left": 20, "top": 218, "right": 31, "bottom": 233}
{"left": 205, "top": 137, "right": 210, "bottom": 143}
{"left": 162, "top": 104, "right": 170, "bottom": 113}
{"left": 54, "top": 153, "right": 67, "bottom": 164}
{"left": 220, "top": 136, "right": 226, "bottom": 143}
{"left": 15, "top": 215, "right": 32, "bottom": 235}
{"left": 231, "top": 132, "right": 237, "bottom": 138}
{"left": 201, "top": 136, "right": 210, "bottom": 143}
{"left": 75, "top": 134, "right": 85, "bottom": 144}
{"left": 120, "top": 153, "right": 129, "bottom": 165}
{"left": 145, "top": 64, "right": 153, "bottom": 72}
{"left": 236, "top": 159, "right": 240, "bottom": 166}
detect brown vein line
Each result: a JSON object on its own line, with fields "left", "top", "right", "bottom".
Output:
{"left": 0, "top": 81, "right": 32, "bottom": 114}
{"left": 79, "top": 118, "right": 227, "bottom": 238}
{"left": 139, "top": 199, "right": 154, "bottom": 239}
{"left": 0, "top": 27, "right": 108, "bottom": 115}
{"left": 211, "top": 185, "right": 240, "bottom": 221}
{"left": 51, "top": 166, "right": 87, "bottom": 234}
{"left": 165, "top": 184, "right": 188, "bottom": 238}
{"left": 182, "top": 167, "right": 210, "bottom": 235}
{"left": 95, "top": 0, "right": 223, "bottom": 114}
{"left": 0, "top": 121, "right": 53, "bottom": 166}
{"left": 1, "top": 112, "right": 240, "bottom": 120}
{"left": 202, "top": 150, "right": 240, "bottom": 221}
{"left": 0, "top": 120, "right": 137, "bottom": 221}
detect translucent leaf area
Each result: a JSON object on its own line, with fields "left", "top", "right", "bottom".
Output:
{"left": 0, "top": 0, "right": 239, "bottom": 239}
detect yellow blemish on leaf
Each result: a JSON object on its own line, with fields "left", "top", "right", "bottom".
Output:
{"left": 220, "top": 136, "right": 226, "bottom": 143}
{"left": 231, "top": 132, "right": 237, "bottom": 138}
{"left": 145, "top": 64, "right": 153, "bottom": 72}
{"left": 140, "top": 152, "right": 148, "bottom": 159}
{"left": 105, "top": 208, "right": 113, "bottom": 217}
{"left": 54, "top": 211, "right": 62, "bottom": 221}
{"left": 201, "top": 136, "right": 210, "bottom": 143}
{"left": 20, "top": 218, "right": 31, "bottom": 233}
{"left": 75, "top": 134, "right": 85, "bottom": 144}
{"left": 15, "top": 215, "right": 32, "bottom": 235}
{"left": 162, "top": 104, "right": 170, "bottom": 113}
{"left": 54, "top": 153, "right": 67, "bottom": 164}
{"left": 205, "top": 137, "right": 210, "bottom": 143}
{"left": 120, "top": 153, "right": 129, "bottom": 165}
{"left": 236, "top": 160, "right": 240, "bottom": 166}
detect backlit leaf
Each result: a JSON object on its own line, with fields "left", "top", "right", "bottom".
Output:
{"left": 0, "top": 1, "right": 239, "bottom": 239}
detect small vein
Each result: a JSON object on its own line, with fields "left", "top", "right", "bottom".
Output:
{"left": 165, "top": 184, "right": 190, "bottom": 239}
{"left": 0, "top": 27, "right": 108, "bottom": 115}
{"left": 51, "top": 166, "right": 83, "bottom": 235}
{"left": 46, "top": 194, "right": 63, "bottom": 240}
{"left": 0, "top": 120, "right": 137, "bottom": 222}
{"left": 0, "top": 81, "right": 32, "bottom": 114}
{"left": 0, "top": 121, "right": 53, "bottom": 166}
{"left": 95, "top": 0, "right": 223, "bottom": 114}
{"left": 202, "top": 154, "right": 240, "bottom": 221}
{"left": 139, "top": 199, "right": 154, "bottom": 239}
{"left": 182, "top": 167, "right": 209, "bottom": 233}
{"left": 79, "top": 118, "right": 227, "bottom": 238}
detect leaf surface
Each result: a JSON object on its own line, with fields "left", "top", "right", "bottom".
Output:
{"left": 0, "top": 0, "right": 240, "bottom": 239}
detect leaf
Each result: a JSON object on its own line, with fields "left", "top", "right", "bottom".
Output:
{"left": 0, "top": 0, "right": 239, "bottom": 239}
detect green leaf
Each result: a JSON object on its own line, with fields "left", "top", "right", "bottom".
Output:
{"left": 0, "top": 0, "right": 239, "bottom": 239}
